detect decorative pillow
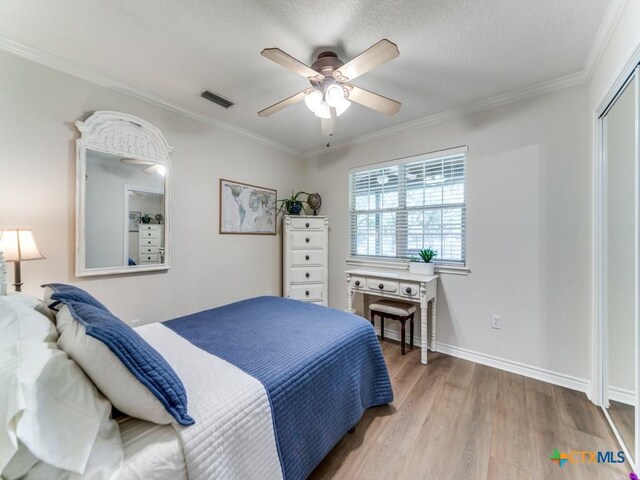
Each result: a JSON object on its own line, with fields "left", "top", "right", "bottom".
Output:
{"left": 55, "top": 301, "right": 194, "bottom": 426}
{"left": 41, "top": 283, "right": 110, "bottom": 313}
{"left": 0, "top": 297, "right": 123, "bottom": 478}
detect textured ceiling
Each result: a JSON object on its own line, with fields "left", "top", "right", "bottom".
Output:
{"left": 0, "top": 0, "right": 610, "bottom": 153}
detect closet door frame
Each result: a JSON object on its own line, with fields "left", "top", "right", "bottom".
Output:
{"left": 594, "top": 62, "right": 640, "bottom": 470}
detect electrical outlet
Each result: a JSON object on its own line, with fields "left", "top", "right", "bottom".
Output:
{"left": 131, "top": 319, "right": 141, "bottom": 328}
{"left": 491, "top": 315, "right": 502, "bottom": 330}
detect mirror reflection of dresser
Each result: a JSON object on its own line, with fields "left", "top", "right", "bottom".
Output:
{"left": 138, "top": 224, "right": 164, "bottom": 264}
{"left": 75, "top": 111, "right": 172, "bottom": 276}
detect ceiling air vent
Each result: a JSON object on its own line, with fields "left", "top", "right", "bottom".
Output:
{"left": 201, "top": 90, "right": 234, "bottom": 109}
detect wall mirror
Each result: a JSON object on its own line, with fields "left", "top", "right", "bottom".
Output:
{"left": 599, "top": 64, "right": 639, "bottom": 469}
{"left": 75, "top": 111, "right": 172, "bottom": 276}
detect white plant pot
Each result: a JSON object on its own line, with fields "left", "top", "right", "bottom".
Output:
{"left": 409, "top": 262, "right": 435, "bottom": 276}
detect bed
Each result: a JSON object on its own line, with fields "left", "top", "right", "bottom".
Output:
{"left": 1, "top": 292, "right": 393, "bottom": 480}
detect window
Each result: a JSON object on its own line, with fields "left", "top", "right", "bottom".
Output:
{"left": 349, "top": 146, "right": 466, "bottom": 265}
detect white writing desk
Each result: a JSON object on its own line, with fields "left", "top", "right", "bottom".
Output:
{"left": 345, "top": 267, "right": 438, "bottom": 364}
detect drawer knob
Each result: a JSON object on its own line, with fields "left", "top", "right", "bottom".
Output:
{"left": 305, "top": 237, "right": 310, "bottom": 243}
{"left": 147, "top": 241, "right": 151, "bottom": 244}
{"left": 147, "top": 256, "right": 151, "bottom": 260}
{"left": 378, "top": 283, "right": 384, "bottom": 289}
{"left": 305, "top": 290, "right": 310, "bottom": 296}
{"left": 305, "top": 222, "right": 310, "bottom": 228}
{"left": 305, "top": 255, "right": 310, "bottom": 260}
{"left": 354, "top": 280, "right": 360, "bottom": 287}
{"left": 305, "top": 272, "right": 310, "bottom": 278}
{"left": 406, "top": 287, "right": 412, "bottom": 294}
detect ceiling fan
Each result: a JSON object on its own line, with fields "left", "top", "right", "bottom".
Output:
{"left": 258, "top": 39, "right": 401, "bottom": 138}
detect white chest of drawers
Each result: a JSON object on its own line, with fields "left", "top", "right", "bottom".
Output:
{"left": 138, "top": 224, "right": 163, "bottom": 264}
{"left": 283, "top": 215, "right": 329, "bottom": 306}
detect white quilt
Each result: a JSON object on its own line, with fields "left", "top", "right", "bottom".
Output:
{"left": 137, "top": 323, "right": 282, "bottom": 480}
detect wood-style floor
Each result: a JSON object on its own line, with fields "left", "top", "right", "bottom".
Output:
{"left": 609, "top": 400, "right": 635, "bottom": 456}
{"left": 310, "top": 340, "right": 631, "bottom": 480}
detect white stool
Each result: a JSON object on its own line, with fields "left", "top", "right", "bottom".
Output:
{"left": 369, "top": 299, "right": 416, "bottom": 355}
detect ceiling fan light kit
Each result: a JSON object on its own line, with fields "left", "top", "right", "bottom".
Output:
{"left": 258, "top": 39, "right": 401, "bottom": 140}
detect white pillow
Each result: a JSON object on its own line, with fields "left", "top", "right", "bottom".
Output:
{"left": 55, "top": 305, "right": 177, "bottom": 425}
{"left": 0, "top": 293, "right": 58, "bottom": 345}
{"left": 0, "top": 297, "right": 123, "bottom": 478}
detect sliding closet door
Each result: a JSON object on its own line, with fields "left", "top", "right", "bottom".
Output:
{"left": 603, "top": 67, "right": 637, "bottom": 464}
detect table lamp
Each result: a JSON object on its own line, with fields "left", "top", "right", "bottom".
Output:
{"left": 0, "top": 229, "right": 45, "bottom": 292}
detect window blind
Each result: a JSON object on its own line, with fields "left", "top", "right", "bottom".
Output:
{"left": 349, "top": 148, "right": 466, "bottom": 264}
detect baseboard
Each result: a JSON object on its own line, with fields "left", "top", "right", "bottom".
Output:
{"left": 608, "top": 386, "right": 635, "bottom": 406}
{"left": 374, "top": 327, "right": 591, "bottom": 398}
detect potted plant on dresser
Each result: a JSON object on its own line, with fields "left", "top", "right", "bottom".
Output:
{"left": 409, "top": 248, "right": 437, "bottom": 275}
{"left": 276, "top": 191, "right": 309, "bottom": 216}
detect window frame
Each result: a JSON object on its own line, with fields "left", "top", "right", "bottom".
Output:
{"left": 348, "top": 146, "right": 468, "bottom": 268}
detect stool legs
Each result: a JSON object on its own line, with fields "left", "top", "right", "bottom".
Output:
{"left": 370, "top": 309, "right": 414, "bottom": 355}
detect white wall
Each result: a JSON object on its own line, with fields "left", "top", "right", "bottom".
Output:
{"left": 305, "top": 85, "right": 592, "bottom": 382}
{"left": 0, "top": 50, "right": 305, "bottom": 324}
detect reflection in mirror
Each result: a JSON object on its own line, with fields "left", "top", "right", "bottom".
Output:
{"left": 604, "top": 72, "right": 636, "bottom": 459}
{"left": 126, "top": 187, "right": 164, "bottom": 266}
{"left": 75, "top": 111, "right": 172, "bottom": 276}
{"left": 85, "top": 151, "right": 165, "bottom": 269}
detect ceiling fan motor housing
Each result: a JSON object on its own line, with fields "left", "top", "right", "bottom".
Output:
{"left": 311, "top": 51, "right": 344, "bottom": 79}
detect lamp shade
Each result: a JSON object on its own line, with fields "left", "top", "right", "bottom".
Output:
{"left": 0, "top": 229, "right": 45, "bottom": 262}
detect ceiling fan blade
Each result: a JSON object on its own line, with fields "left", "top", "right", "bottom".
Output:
{"left": 261, "top": 48, "right": 324, "bottom": 80}
{"left": 333, "top": 39, "right": 399, "bottom": 82}
{"left": 258, "top": 88, "right": 313, "bottom": 117}
{"left": 345, "top": 85, "right": 401, "bottom": 115}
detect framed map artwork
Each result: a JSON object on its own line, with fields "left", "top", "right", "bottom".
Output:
{"left": 219, "top": 179, "right": 277, "bottom": 235}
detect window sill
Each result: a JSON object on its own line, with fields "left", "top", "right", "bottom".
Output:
{"left": 345, "top": 257, "right": 470, "bottom": 276}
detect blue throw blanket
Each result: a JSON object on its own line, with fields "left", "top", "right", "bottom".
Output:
{"left": 164, "top": 296, "right": 393, "bottom": 480}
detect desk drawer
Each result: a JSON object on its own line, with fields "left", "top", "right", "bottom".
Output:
{"left": 351, "top": 276, "right": 367, "bottom": 290}
{"left": 290, "top": 218, "right": 324, "bottom": 230}
{"left": 290, "top": 231, "right": 324, "bottom": 249}
{"left": 139, "top": 246, "right": 159, "bottom": 255}
{"left": 291, "top": 250, "right": 323, "bottom": 266}
{"left": 290, "top": 267, "right": 323, "bottom": 284}
{"left": 289, "top": 284, "right": 323, "bottom": 301}
{"left": 400, "top": 283, "right": 420, "bottom": 298}
{"left": 367, "top": 279, "right": 399, "bottom": 294}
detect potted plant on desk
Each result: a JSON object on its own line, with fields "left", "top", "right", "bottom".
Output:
{"left": 409, "top": 248, "right": 437, "bottom": 275}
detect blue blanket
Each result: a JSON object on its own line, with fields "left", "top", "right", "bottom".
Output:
{"left": 164, "top": 296, "right": 393, "bottom": 480}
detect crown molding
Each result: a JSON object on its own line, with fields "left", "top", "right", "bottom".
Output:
{"left": 0, "top": 35, "right": 300, "bottom": 157}
{"left": 583, "top": 0, "right": 629, "bottom": 79}
{"left": 302, "top": 69, "right": 589, "bottom": 159}
{"left": 1, "top": 0, "right": 623, "bottom": 163}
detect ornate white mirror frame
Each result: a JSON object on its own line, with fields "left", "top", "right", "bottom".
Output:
{"left": 75, "top": 111, "right": 172, "bottom": 277}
